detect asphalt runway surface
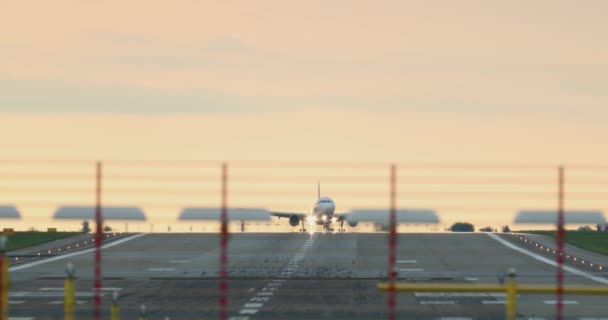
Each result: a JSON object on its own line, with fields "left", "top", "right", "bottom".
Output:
{"left": 7, "top": 232, "right": 608, "bottom": 319}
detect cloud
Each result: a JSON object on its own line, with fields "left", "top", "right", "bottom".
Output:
{"left": 0, "top": 74, "right": 262, "bottom": 114}
{"left": 92, "top": 33, "right": 258, "bottom": 70}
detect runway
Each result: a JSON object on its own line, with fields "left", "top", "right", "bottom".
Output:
{"left": 7, "top": 232, "right": 608, "bottom": 319}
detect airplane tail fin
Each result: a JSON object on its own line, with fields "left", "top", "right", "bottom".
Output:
{"left": 317, "top": 180, "right": 321, "bottom": 199}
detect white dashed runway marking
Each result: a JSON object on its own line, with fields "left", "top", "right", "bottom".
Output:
{"left": 229, "top": 236, "right": 316, "bottom": 320}
{"left": 543, "top": 300, "right": 579, "bottom": 305}
{"left": 148, "top": 268, "right": 175, "bottom": 271}
{"left": 420, "top": 300, "right": 456, "bottom": 305}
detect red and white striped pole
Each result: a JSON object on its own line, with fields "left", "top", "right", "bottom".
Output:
{"left": 219, "top": 162, "right": 229, "bottom": 320}
{"left": 388, "top": 164, "right": 397, "bottom": 320}
{"left": 556, "top": 166, "right": 565, "bottom": 320}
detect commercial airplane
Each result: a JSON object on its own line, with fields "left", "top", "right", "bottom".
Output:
{"left": 270, "top": 182, "right": 357, "bottom": 232}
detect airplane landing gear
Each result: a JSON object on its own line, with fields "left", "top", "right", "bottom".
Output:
{"left": 300, "top": 219, "right": 307, "bottom": 233}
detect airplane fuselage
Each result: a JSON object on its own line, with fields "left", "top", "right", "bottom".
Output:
{"left": 313, "top": 196, "right": 336, "bottom": 225}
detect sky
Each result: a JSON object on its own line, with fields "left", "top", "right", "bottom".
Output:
{"left": 1, "top": 1, "right": 607, "bottom": 230}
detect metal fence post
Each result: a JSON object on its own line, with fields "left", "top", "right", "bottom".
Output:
{"left": 219, "top": 162, "right": 229, "bottom": 320}
{"left": 506, "top": 268, "right": 517, "bottom": 320}
{"left": 64, "top": 262, "right": 75, "bottom": 320}
{"left": 556, "top": 166, "right": 565, "bottom": 320}
{"left": 0, "top": 235, "right": 7, "bottom": 320}
{"left": 388, "top": 164, "right": 397, "bottom": 320}
{"left": 94, "top": 161, "right": 103, "bottom": 320}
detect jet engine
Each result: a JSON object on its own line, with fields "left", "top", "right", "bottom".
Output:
{"left": 347, "top": 220, "right": 359, "bottom": 228}
{"left": 289, "top": 215, "right": 300, "bottom": 227}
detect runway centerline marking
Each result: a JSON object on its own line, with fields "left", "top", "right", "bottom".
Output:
{"left": 9, "top": 233, "right": 147, "bottom": 272}
{"left": 400, "top": 268, "right": 424, "bottom": 272}
{"left": 486, "top": 233, "right": 608, "bottom": 285}
{"left": 232, "top": 235, "right": 316, "bottom": 319}
{"left": 148, "top": 268, "right": 175, "bottom": 271}
{"left": 397, "top": 260, "right": 417, "bottom": 263}
{"left": 544, "top": 300, "right": 579, "bottom": 305}
{"left": 420, "top": 300, "right": 456, "bottom": 304}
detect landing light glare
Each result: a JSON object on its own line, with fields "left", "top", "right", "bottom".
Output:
{"left": 307, "top": 216, "right": 315, "bottom": 225}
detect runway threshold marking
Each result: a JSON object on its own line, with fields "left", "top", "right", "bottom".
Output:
{"left": 9, "top": 233, "right": 147, "bottom": 272}
{"left": 229, "top": 235, "right": 316, "bottom": 320}
{"left": 486, "top": 233, "right": 608, "bottom": 285}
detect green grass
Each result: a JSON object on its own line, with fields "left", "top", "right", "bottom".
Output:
{"left": 4, "top": 231, "right": 81, "bottom": 251}
{"left": 522, "top": 230, "right": 608, "bottom": 256}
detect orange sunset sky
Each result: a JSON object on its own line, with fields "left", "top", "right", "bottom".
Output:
{"left": 1, "top": 1, "right": 607, "bottom": 231}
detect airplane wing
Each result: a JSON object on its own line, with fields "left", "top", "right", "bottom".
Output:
{"left": 270, "top": 211, "right": 308, "bottom": 219}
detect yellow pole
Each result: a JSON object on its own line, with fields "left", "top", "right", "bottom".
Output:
{"left": 506, "top": 268, "right": 517, "bottom": 320}
{"left": 0, "top": 235, "right": 8, "bottom": 320}
{"left": 110, "top": 291, "right": 120, "bottom": 320}
{"left": 138, "top": 304, "right": 147, "bottom": 320}
{"left": 64, "top": 262, "right": 75, "bottom": 320}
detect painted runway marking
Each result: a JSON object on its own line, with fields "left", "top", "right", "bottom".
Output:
{"left": 10, "top": 234, "right": 147, "bottom": 272}
{"left": 38, "top": 288, "right": 64, "bottom": 291}
{"left": 420, "top": 300, "right": 456, "bottom": 304}
{"left": 233, "top": 236, "right": 316, "bottom": 319}
{"left": 438, "top": 318, "right": 473, "bottom": 320}
{"left": 482, "top": 300, "right": 506, "bottom": 304}
{"left": 10, "top": 292, "right": 101, "bottom": 298}
{"left": 239, "top": 309, "right": 258, "bottom": 315}
{"left": 544, "top": 300, "right": 579, "bottom": 305}
{"left": 8, "top": 318, "right": 35, "bottom": 320}
{"left": 250, "top": 297, "right": 269, "bottom": 302}
{"left": 464, "top": 277, "right": 478, "bottom": 281}
{"left": 148, "top": 268, "right": 175, "bottom": 271}
{"left": 397, "top": 260, "right": 417, "bottom": 263}
{"left": 415, "top": 292, "right": 506, "bottom": 298}
{"left": 400, "top": 268, "right": 424, "bottom": 272}
{"left": 8, "top": 300, "right": 25, "bottom": 304}
{"left": 487, "top": 233, "right": 608, "bottom": 285}
{"left": 93, "top": 287, "right": 123, "bottom": 291}
{"left": 169, "top": 260, "right": 191, "bottom": 263}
